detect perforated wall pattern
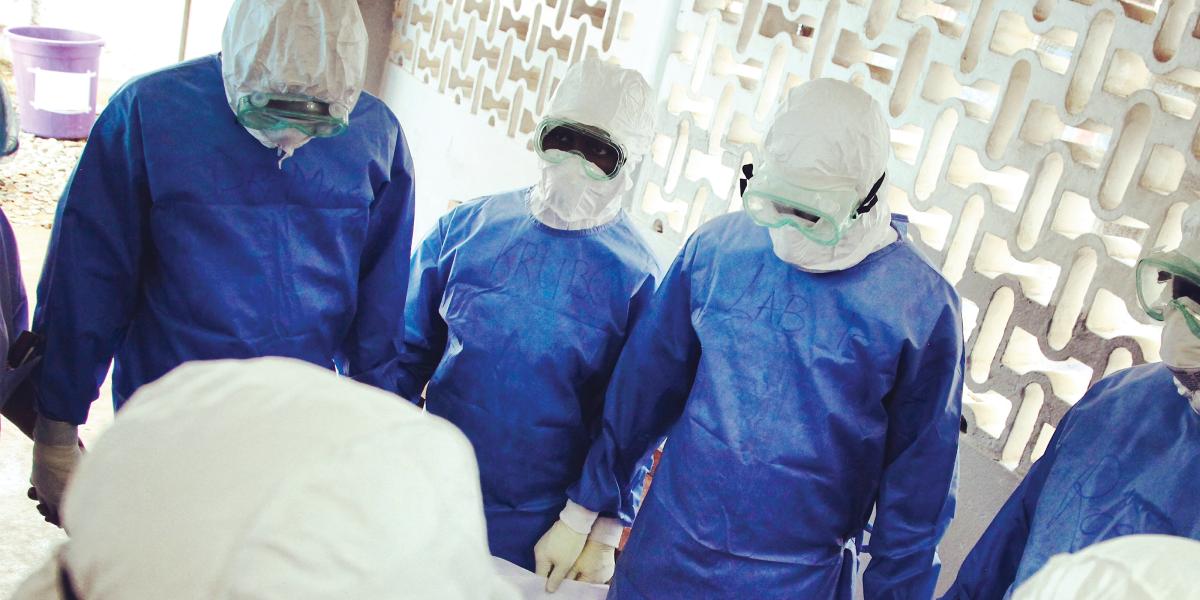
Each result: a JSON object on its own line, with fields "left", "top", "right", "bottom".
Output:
{"left": 390, "top": 0, "right": 1200, "bottom": 474}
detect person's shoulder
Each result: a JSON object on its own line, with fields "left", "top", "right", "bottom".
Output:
{"left": 1078, "top": 362, "right": 1175, "bottom": 409}
{"left": 650, "top": 212, "right": 764, "bottom": 277}
{"left": 597, "top": 215, "right": 661, "bottom": 271}
{"left": 91, "top": 56, "right": 219, "bottom": 132}
{"left": 693, "top": 211, "right": 755, "bottom": 238}
{"left": 350, "top": 91, "right": 399, "bottom": 131}
{"left": 880, "top": 227, "right": 959, "bottom": 302}
{"left": 1056, "top": 363, "right": 1178, "bottom": 437}
{"left": 440, "top": 188, "right": 530, "bottom": 231}
{"left": 113, "top": 55, "right": 219, "bottom": 104}
{"left": 686, "top": 212, "right": 762, "bottom": 254}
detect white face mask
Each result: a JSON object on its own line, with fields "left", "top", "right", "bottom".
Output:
{"left": 529, "top": 155, "right": 634, "bottom": 230}
{"left": 768, "top": 200, "right": 898, "bottom": 273}
{"left": 245, "top": 127, "right": 313, "bottom": 168}
{"left": 1160, "top": 302, "right": 1200, "bottom": 413}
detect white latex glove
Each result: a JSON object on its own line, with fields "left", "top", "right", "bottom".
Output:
{"left": 534, "top": 520, "right": 588, "bottom": 593}
{"left": 566, "top": 539, "right": 616, "bottom": 584}
{"left": 31, "top": 416, "right": 82, "bottom": 526}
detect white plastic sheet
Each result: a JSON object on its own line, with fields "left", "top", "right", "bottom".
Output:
{"left": 492, "top": 557, "right": 609, "bottom": 600}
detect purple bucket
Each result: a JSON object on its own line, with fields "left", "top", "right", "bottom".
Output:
{"left": 6, "top": 26, "right": 104, "bottom": 139}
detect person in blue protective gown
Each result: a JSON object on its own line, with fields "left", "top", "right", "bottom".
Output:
{"left": 0, "top": 77, "right": 37, "bottom": 433}
{"left": 27, "top": 0, "right": 415, "bottom": 523}
{"left": 540, "top": 78, "right": 966, "bottom": 599}
{"left": 394, "top": 57, "right": 659, "bottom": 587}
{"left": 942, "top": 202, "right": 1200, "bottom": 600}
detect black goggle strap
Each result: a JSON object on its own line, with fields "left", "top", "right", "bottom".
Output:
{"left": 740, "top": 166, "right": 885, "bottom": 215}
{"left": 739, "top": 163, "right": 754, "bottom": 196}
{"left": 855, "top": 173, "right": 886, "bottom": 215}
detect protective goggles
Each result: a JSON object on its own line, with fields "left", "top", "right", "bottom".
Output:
{"left": 534, "top": 119, "right": 626, "bottom": 180}
{"left": 741, "top": 168, "right": 885, "bottom": 246}
{"left": 1135, "top": 251, "right": 1200, "bottom": 338}
{"left": 235, "top": 93, "right": 348, "bottom": 138}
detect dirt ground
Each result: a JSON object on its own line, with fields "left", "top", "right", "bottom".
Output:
{"left": 1, "top": 58, "right": 86, "bottom": 229}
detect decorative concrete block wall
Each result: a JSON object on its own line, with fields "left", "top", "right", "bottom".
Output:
{"left": 390, "top": 0, "right": 1200, "bottom": 475}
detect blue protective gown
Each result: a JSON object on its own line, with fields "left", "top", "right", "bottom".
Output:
{"left": 941, "top": 362, "right": 1200, "bottom": 600}
{"left": 33, "top": 55, "right": 415, "bottom": 424}
{"left": 568, "top": 212, "right": 964, "bottom": 600}
{"left": 0, "top": 207, "right": 31, "bottom": 410}
{"left": 396, "top": 188, "right": 659, "bottom": 570}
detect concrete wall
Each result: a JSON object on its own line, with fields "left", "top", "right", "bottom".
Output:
{"left": 388, "top": 0, "right": 1199, "bottom": 477}
{"left": 386, "top": 0, "right": 1199, "bottom": 592}
{"left": 381, "top": 63, "right": 540, "bottom": 241}
{"left": 357, "top": 0, "right": 395, "bottom": 97}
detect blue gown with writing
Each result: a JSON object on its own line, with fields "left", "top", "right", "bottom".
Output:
{"left": 942, "top": 362, "right": 1200, "bottom": 599}
{"left": 570, "top": 212, "right": 964, "bottom": 599}
{"left": 396, "top": 189, "right": 659, "bottom": 569}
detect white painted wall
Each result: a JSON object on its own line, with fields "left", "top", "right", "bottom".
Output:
{"left": 381, "top": 63, "right": 540, "bottom": 241}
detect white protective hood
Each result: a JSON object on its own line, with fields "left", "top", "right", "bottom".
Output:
{"left": 12, "top": 358, "right": 518, "bottom": 600}
{"left": 530, "top": 56, "right": 655, "bottom": 230}
{"left": 221, "top": 0, "right": 368, "bottom": 161}
{"left": 761, "top": 78, "right": 897, "bottom": 272}
{"left": 1012, "top": 535, "right": 1200, "bottom": 600}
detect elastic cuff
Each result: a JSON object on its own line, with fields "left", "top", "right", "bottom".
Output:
{"left": 588, "top": 517, "right": 624, "bottom": 548}
{"left": 558, "top": 499, "right": 599, "bottom": 535}
{"left": 33, "top": 417, "right": 79, "bottom": 445}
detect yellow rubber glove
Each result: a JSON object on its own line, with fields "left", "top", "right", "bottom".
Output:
{"left": 566, "top": 538, "right": 616, "bottom": 584}
{"left": 30, "top": 416, "right": 82, "bottom": 526}
{"left": 534, "top": 520, "right": 588, "bottom": 593}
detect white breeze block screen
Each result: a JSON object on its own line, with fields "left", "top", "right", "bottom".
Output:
{"left": 390, "top": 0, "right": 1200, "bottom": 474}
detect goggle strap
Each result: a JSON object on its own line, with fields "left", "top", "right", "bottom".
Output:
{"left": 856, "top": 173, "right": 886, "bottom": 215}
{"left": 740, "top": 163, "right": 754, "bottom": 196}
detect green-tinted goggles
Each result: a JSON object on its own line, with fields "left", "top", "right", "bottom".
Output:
{"left": 741, "top": 167, "right": 885, "bottom": 247}
{"left": 534, "top": 119, "right": 626, "bottom": 180}
{"left": 1135, "top": 252, "right": 1200, "bottom": 337}
{"left": 235, "top": 93, "right": 348, "bottom": 138}
{"left": 742, "top": 175, "right": 854, "bottom": 246}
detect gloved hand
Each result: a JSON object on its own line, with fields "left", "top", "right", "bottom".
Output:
{"left": 534, "top": 520, "right": 588, "bottom": 593}
{"left": 30, "top": 416, "right": 82, "bottom": 527}
{"left": 566, "top": 539, "right": 617, "bottom": 584}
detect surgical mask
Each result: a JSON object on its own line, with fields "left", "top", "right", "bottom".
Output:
{"left": 768, "top": 198, "right": 897, "bottom": 273}
{"left": 1161, "top": 301, "right": 1200, "bottom": 413}
{"left": 1135, "top": 251, "right": 1200, "bottom": 407}
{"left": 1169, "top": 366, "right": 1200, "bottom": 415}
{"left": 530, "top": 154, "right": 633, "bottom": 231}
